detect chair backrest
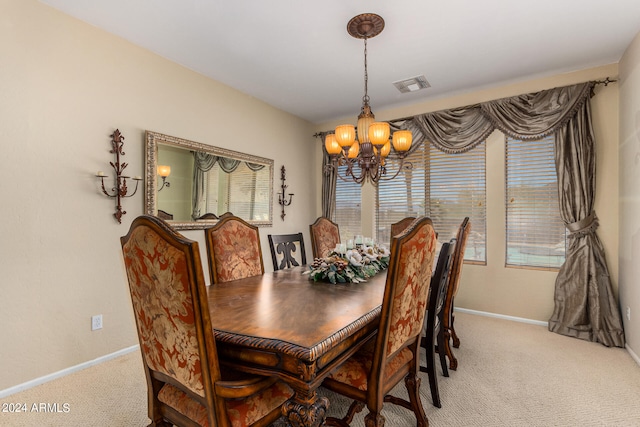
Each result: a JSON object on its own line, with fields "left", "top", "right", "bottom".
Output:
{"left": 204, "top": 214, "right": 265, "bottom": 284}
{"left": 121, "top": 215, "right": 220, "bottom": 426}
{"left": 390, "top": 217, "right": 416, "bottom": 238}
{"left": 448, "top": 217, "right": 470, "bottom": 299}
{"left": 268, "top": 232, "right": 307, "bottom": 271}
{"left": 429, "top": 239, "right": 457, "bottom": 332}
{"left": 195, "top": 212, "right": 218, "bottom": 220}
{"left": 157, "top": 209, "right": 173, "bottom": 220}
{"left": 442, "top": 218, "right": 470, "bottom": 326}
{"left": 309, "top": 217, "right": 340, "bottom": 259}
{"left": 373, "top": 216, "right": 437, "bottom": 379}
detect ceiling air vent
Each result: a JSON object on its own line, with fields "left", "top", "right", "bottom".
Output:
{"left": 393, "top": 75, "right": 431, "bottom": 93}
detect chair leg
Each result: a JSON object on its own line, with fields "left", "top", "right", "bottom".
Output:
{"left": 443, "top": 328, "right": 458, "bottom": 371}
{"left": 364, "top": 411, "right": 385, "bottom": 427}
{"left": 437, "top": 328, "right": 449, "bottom": 378}
{"left": 343, "top": 401, "right": 365, "bottom": 424}
{"left": 451, "top": 314, "right": 461, "bottom": 348}
{"left": 404, "top": 373, "right": 429, "bottom": 427}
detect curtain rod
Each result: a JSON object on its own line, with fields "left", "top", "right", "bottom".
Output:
{"left": 385, "top": 77, "right": 617, "bottom": 124}
{"left": 313, "top": 77, "right": 617, "bottom": 138}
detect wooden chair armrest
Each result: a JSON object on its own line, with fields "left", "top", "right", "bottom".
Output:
{"left": 214, "top": 376, "right": 278, "bottom": 399}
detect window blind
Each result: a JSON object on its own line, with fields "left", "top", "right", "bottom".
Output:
{"left": 333, "top": 163, "right": 362, "bottom": 242}
{"left": 376, "top": 141, "right": 486, "bottom": 263}
{"left": 505, "top": 135, "right": 566, "bottom": 269}
{"left": 206, "top": 162, "right": 270, "bottom": 221}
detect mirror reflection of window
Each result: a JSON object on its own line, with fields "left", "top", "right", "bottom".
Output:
{"left": 204, "top": 162, "right": 270, "bottom": 221}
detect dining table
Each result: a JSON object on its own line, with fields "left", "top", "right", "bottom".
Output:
{"left": 206, "top": 265, "right": 388, "bottom": 427}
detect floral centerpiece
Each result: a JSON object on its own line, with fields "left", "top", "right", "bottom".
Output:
{"left": 305, "top": 244, "right": 390, "bottom": 284}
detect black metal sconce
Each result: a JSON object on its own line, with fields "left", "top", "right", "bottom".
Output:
{"left": 96, "top": 129, "right": 142, "bottom": 223}
{"left": 278, "top": 165, "right": 293, "bottom": 221}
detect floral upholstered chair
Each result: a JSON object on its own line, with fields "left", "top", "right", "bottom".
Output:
{"left": 309, "top": 217, "right": 340, "bottom": 259}
{"left": 442, "top": 217, "right": 471, "bottom": 370}
{"left": 121, "top": 215, "right": 293, "bottom": 427}
{"left": 204, "top": 215, "right": 265, "bottom": 284}
{"left": 321, "top": 216, "right": 437, "bottom": 427}
{"left": 390, "top": 216, "right": 416, "bottom": 238}
{"left": 420, "top": 238, "right": 456, "bottom": 408}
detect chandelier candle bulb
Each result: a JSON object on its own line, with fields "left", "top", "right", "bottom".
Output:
{"left": 368, "top": 122, "right": 390, "bottom": 146}
{"left": 335, "top": 125, "right": 356, "bottom": 147}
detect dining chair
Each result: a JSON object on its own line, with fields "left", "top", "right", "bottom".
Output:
{"left": 267, "top": 232, "right": 307, "bottom": 271}
{"left": 420, "top": 238, "right": 456, "bottom": 408}
{"left": 442, "top": 217, "right": 471, "bottom": 370}
{"left": 309, "top": 216, "right": 340, "bottom": 259}
{"left": 389, "top": 216, "right": 416, "bottom": 237}
{"left": 321, "top": 216, "right": 437, "bottom": 427}
{"left": 157, "top": 209, "right": 173, "bottom": 220}
{"left": 120, "top": 215, "right": 293, "bottom": 427}
{"left": 204, "top": 214, "right": 265, "bottom": 284}
{"left": 195, "top": 212, "right": 218, "bottom": 220}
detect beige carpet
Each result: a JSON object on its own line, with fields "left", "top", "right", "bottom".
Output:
{"left": 2, "top": 312, "right": 640, "bottom": 426}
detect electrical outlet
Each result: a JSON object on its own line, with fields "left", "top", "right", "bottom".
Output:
{"left": 627, "top": 306, "right": 631, "bottom": 321}
{"left": 91, "top": 314, "right": 103, "bottom": 331}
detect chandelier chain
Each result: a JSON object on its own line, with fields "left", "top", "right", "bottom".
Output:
{"left": 363, "top": 37, "right": 369, "bottom": 105}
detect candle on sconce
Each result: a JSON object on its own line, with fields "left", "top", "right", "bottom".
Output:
{"left": 96, "top": 171, "right": 106, "bottom": 177}
{"left": 132, "top": 176, "right": 143, "bottom": 180}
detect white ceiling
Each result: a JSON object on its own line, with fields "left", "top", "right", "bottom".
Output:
{"left": 40, "top": 0, "right": 640, "bottom": 124}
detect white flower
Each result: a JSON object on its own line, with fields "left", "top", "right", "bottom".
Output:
{"left": 346, "top": 250, "right": 363, "bottom": 267}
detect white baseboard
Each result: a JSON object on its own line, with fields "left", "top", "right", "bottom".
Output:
{"left": 626, "top": 344, "right": 640, "bottom": 366}
{"left": 0, "top": 345, "right": 139, "bottom": 399}
{"left": 456, "top": 307, "right": 549, "bottom": 327}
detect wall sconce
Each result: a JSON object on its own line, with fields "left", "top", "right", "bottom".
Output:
{"left": 278, "top": 165, "right": 293, "bottom": 221}
{"left": 96, "top": 129, "right": 142, "bottom": 223}
{"left": 157, "top": 165, "right": 171, "bottom": 191}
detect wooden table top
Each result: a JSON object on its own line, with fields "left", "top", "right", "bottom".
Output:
{"left": 206, "top": 266, "right": 387, "bottom": 362}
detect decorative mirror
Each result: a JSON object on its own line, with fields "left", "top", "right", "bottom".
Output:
{"left": 145, "top": 130, "right": 274, "bottom": 229}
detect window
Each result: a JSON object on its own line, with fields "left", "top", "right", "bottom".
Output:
{"left": 505, "top": 135, "right": 566, "bottom": 269}
{"left": 376, "top": 141, "right": 486, "bottom": 263}
{"left": 333, "top": 163, "right": 362, "bottom": 242}
{"left": 206, "top": 162, "right": 271, "bottom": 221}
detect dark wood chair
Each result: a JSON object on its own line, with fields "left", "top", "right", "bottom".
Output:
{"left": 390, "top": 217, "right": 416, "bottom": 237}
{"left": 309, "top": 217, "right": 340, "bottom": 259}
{"left": 157, "top": 209, "right": 173, "bottom": 220}
{"left": 204, "top": 214, "right": 264, "bottom": 284}
{"left": 195, "top": 213, "right": 218, "bottom": 220}
{"left": 267, "top": 233, "right": 307, "bottom": 271}
{"left": 322, "top": 216, "right": 437, "bottom": 427}
{"left": 442, "top": 217, "right": 471, "bottom": 370}
{"left": 420, "top": 238, "right": 456, "bottom": 408}
{"left": 120, "top": 215, "right": 293, "bottom": 427}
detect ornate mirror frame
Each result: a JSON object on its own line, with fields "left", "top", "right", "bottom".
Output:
{"left": 145, "top": 130, "right": 274, "bottom": 230}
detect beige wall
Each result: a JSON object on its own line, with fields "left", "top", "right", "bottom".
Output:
{"left": 0, "top": 0, "right": 316, "bottom": 391}
{"left": 619, "top": 29, "right": 640, "bottom": 358}
{"left": 314, "top": 64, "right": 620, "bottom": 323}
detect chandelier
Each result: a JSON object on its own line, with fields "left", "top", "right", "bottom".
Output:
{"left": 324, "top": 13, "right": 413, "bottom": 185}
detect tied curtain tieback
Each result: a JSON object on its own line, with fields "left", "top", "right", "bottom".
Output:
{"left": 566, "top": 212, "right": 599, "bottom": 238}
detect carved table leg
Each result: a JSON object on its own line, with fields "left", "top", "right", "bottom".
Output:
{"left": 282, "top": 391, "right": 329, "bottom": 427}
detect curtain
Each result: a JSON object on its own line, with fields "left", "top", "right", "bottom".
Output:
{"left": 381, "top": 81, "right": 624, "bottom": 347}
{"left": 549, "top": 99, "right": 625, "bottom": 347}
{"left": 320, "top": 132, "right": 337, "bottom": 219}
{"left": 192, "top": 151, "right": 217, "bottom": 219}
